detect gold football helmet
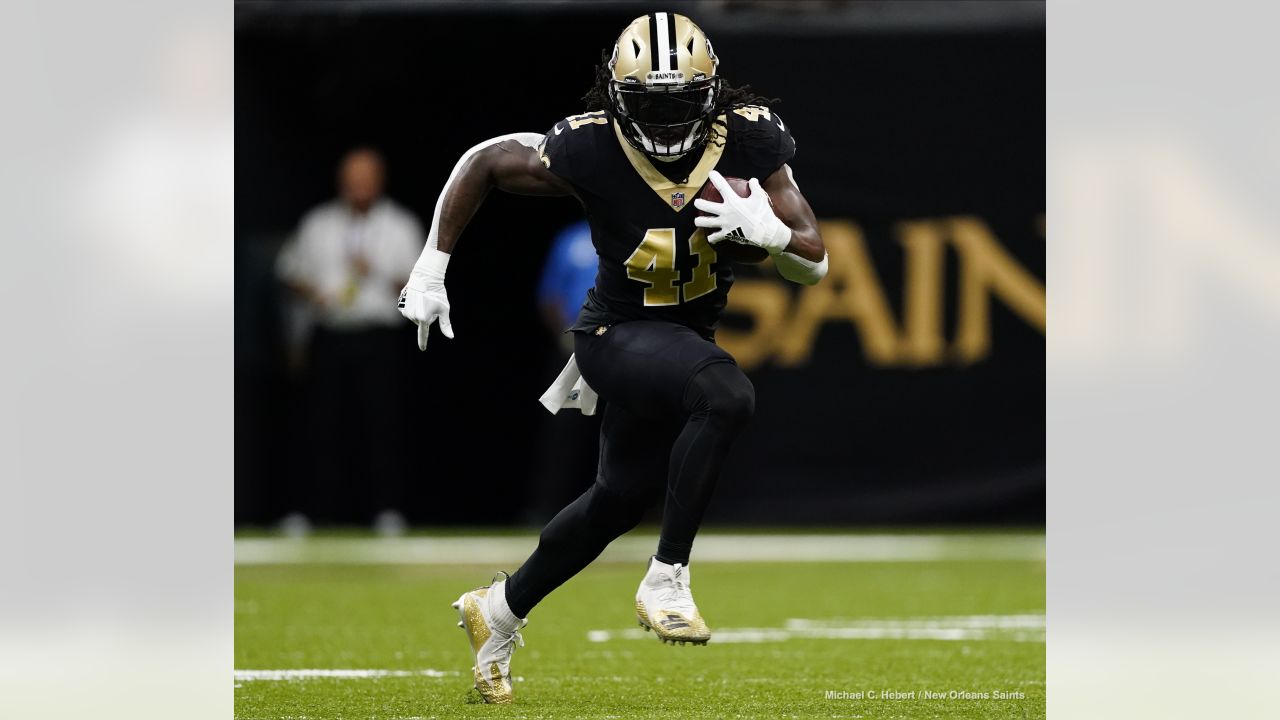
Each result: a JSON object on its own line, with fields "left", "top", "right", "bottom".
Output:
{"left": 607, "top": 12, "right": 721, "bottom": 157}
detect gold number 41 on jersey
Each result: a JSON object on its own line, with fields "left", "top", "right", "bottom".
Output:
{"left": 625, "top": 228, "right": 717, "bottom": 306}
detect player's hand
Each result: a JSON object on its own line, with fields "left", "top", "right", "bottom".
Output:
{"left": 398, "top": 267, "right": 454, "bottom": 351}
{"left": 693, "top": 170, "right": 792, "bottom": 255}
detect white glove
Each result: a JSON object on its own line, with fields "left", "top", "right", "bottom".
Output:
{"left": 397, "top": 248, "right": 454, "bottom": 351}
{"left": 692, "top": 170, "right": 792, "bottom": 255}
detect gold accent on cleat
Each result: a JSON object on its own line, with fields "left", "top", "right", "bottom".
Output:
{"left": 636, "top": 600, "right": 711, "bottom": 645}
{"left": 461, "top": 590, "right": 491, "bottom": 653}
{"left": 474, "top": 661, "right": 510, "bottom": 705}
{"left": 454, "top": 588, "right": 515, "bottom": 704}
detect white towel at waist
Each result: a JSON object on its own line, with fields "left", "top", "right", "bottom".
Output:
{"left": 538, "top": 353, "right": 599, "bottom": 416}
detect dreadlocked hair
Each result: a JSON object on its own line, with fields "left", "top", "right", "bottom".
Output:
{"left": 580, "top": 50, "right": 781, "bottom": 149}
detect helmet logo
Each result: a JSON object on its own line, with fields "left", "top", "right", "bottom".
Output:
{"left": 646, "top": 70, "right": 684, "bottom": 84}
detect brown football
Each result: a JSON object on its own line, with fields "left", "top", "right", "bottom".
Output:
{"left": 697, "top": 176, "right": 770, "bottom": 264}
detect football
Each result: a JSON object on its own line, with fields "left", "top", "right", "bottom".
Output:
{"left": 697, "top": 176, "right": 771, "bottom": 264}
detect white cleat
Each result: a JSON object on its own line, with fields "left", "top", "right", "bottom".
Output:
{"left": 451, "top": 572, "right": 527, "bottom": 704}
{"left": 635, "top": 557, "right": 711, "bottom": 645}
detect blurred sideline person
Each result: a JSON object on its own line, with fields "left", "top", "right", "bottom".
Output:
{"left": 528, "top": 220, "right": 602, "bottom": 523}
{"left": 276, "top": 147, "right": 424, "bottom": 534}
{"left": 398, "top": 13, "right": 826, "bottom": 703}
{"left": 538, "top": 219, "right": 600, "bottom": 355}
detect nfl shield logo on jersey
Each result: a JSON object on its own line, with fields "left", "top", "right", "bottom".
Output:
{"left": 671, "top": 192, "right": 685, "bottom": 208}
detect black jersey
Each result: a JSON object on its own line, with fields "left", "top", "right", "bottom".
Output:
{"left": 538, "top": 106, "right": 796, "bottom": 339}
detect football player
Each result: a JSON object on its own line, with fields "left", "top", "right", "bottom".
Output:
{"left": 399, "top": 12, "right": 827, "bottom": 703}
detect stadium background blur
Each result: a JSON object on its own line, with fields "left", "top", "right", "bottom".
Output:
{"left": 234, "top": 0, "right": 1045, "bottom": 530}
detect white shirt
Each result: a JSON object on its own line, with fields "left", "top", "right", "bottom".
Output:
{"left": 277, "top": 198, "right": 424, "bottom": 330}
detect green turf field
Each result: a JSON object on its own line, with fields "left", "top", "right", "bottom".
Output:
{"left": 235, "top": 532, "right": 1044, "bottom": 719}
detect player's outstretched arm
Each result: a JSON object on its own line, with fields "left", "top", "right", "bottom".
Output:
{"left": 399, "top": 134, "right": 574, "bottom": 350}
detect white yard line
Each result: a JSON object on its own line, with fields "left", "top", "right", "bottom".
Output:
{"left": 234, "top": 669, "right": 457, "bottom": 682}
{"left": 234, "top": 533, "right": 1044, "bottom": 565}
{"left": 587, "top": 614, "right": 1046, "bottom": 644}
{"left": 234, "top": 615, "right": 1045, "bottom": 687}
{"left": 786, "top": 614, "right": 1047, "bottom": 630}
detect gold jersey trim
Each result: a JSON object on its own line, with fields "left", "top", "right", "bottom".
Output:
{"left": 611, "top": 115, "right": 727, "bottom": 212}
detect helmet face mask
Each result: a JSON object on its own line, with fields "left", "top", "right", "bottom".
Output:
{"left": 609, "top": 77, "right": 721, "bottom": 158}
{"left": 605, "top": 12, "right": 721, "bottom": 159}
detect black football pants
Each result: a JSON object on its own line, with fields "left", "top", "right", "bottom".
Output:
{"left": 504, "top": 320, "right": 754, "bottom": 618}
